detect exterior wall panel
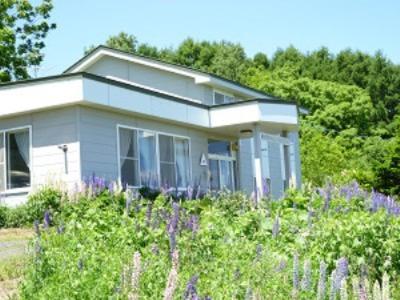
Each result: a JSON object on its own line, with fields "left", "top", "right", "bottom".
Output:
{"left": 78, "top": 106, "right": 211, "bottom": 190}
{"left": 0, "top": 107, "right": 80, "bottom": 206}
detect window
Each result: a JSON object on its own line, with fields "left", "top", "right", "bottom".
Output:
{"left": 159, "top": 134, "right": 191, "bottom": 188}
{"left": 118, "top": 126, "right": 191, "bottom": 189}
{"left": 0, "top": 128, "right": 31, "bottom": 192}
{"left": 213, "top": 91, "right": 234, "bottom": 105}
{"left": 119, "top": 128, "right": 139, "bottom": 187}
{"left": 208, "top": 139, "right": 236, "bottom": 191}
{"left": 138, "top": 131, "right": 157, "bottom": 185}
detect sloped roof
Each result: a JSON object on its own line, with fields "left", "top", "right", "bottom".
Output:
{"left": 64, "top": 45, "right": 282, "bottom": 100}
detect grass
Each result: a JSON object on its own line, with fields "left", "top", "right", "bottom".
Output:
{"left": 0, "top": 228, "right": 33, "bottom": 242}
{"left": 0, "top": 228, "right": 32, "bottom": 299}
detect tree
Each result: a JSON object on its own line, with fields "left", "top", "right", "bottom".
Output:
{"left": 0, "top": 0, "right": 56, "bottom": 82}
{"left": 106, "top": 32, "right": 137, "bottom": 53}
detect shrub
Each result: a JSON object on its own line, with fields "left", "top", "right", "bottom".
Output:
{"left": 0, "top": 205, "right": 9, "bottom": 227}
{"left": 25, "top": 187, "right": 63, "bottom": 224}
{"left": 5, "top": 205, "right": 30, "bottom": 228}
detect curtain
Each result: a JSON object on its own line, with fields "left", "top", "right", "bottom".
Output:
{"left": 139, "top": 131, "right": 157, "bottom": 186}
{"left": 159, "top": 135, "right": 176, "bottom": 187}
{"left": 175, "top": 138, "right": 190, "bottom": 188}
{"left": 14, "top": 130, "right": 30, "bottom": 169}
{"left": 119, "top": 128, "right": 136, "bottom": 158}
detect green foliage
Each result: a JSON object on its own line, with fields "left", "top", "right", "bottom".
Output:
{"left": 25, "top": 187, "right": 63, "bottom": 223}
{"left": 5, "top": 205, "right": 30, "bottom": 228}
{"left": 18, "top": 187, "right": 400, "bottom": 299}
{"left": 0, "top": 205, "right": 9, "bottom": 227}
{"left": 0, "top": 0, "right": 56, "bottom": 82}
{"left": 0, "top": 187, "right": 63, "bottom": 228}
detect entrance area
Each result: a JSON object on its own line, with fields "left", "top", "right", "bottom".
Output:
{"left": 208, "top": 140, "right": 237, "bottom": 191}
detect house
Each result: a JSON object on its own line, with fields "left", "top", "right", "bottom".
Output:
{"left": 0, "top": 46, "right": 302, "bottom": 206}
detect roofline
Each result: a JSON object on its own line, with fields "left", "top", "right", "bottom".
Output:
{"left": 63, "top": 45, "right": 279, "bottom": 99}
{"left": 0, "top": 72, "right": 303, "bottom": 111}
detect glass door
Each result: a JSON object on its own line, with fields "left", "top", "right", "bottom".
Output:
{"left": 208, "top": 156, "right": 236, "bottom": 191}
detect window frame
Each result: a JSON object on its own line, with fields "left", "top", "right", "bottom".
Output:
{"left": 0, "top": 125, "right": 32, "bottom": 194}
{"left": 117, "top": 124, "right": 192, "bottom": 190}
{"left": 213, "top": 89, "right": 235, "bottom": 105}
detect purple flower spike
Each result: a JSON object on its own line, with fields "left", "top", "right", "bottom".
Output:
{"left": 184, "top": 275, "right": 199, "bottom": 300}
{"left": 293, "top": 253, "right": 300, "bottom": 290}
{"left": 43, "top": 210, "right": 51, "bottom": 229}
{"left": 34, "top": 220, "right": 40, "bottom": 237}
{"left": 272, "top": 216, "right": 280, "bottom": 238}
{"left": 335, "top": 257, "right": 349, "bottom": 289}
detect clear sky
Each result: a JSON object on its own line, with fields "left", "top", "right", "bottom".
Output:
{"left": 37, "top": 0, "right": 400, "bottom": 76}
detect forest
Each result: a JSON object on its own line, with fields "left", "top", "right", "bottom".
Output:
{"left": 87, "top": 33, "right": 400, "bottom": 196}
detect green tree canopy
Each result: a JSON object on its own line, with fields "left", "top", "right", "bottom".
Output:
{"left": 0, "top": 0, "right": 56, "bottom": 82}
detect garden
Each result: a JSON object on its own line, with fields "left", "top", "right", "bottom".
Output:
{"left": 0, "top": 178, "right": 399, "bottom": 299}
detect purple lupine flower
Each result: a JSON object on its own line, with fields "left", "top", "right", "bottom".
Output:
{"left": 184, "top": 275, "right": 199, "bottom": 300}
{"left": 272, "top": 216, "right": 280, "bottom": 238}
{"left": 317, "top": 261, "right": 327, "bottom": 300}
{"left": 187, "top": 185, "right": 194, "bottom": 200}
{"left": 43, "top": 210, "right": 51, "bottom": 229}
{"left": 167, "top": 202, "right": 180, "bottom": 254}
{"left": 293, "top": 253, "right": 300, "bottom": 290}
{"left": 34, "top": 220, "right": 40, "bottom": 237}
{"left": 108, "top": 182, "right": 114, "bottom": 194}
{"left": 335, "top": 257, "right": 349, "bottom": 289}
{"left": 302, "top": 259, "right": 312, "bottom": 291}
{"left": 319, "top": 182, "right": 333, "bottom": 211}
{"left": 262, "top": 178, "right": 270, "bottom": 197}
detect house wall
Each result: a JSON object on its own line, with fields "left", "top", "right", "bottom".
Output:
{"left": 239, "top": 130, "right": 302, "bottom": 199}
{"left": 0, "top": 107, "right": 81, "bottom": 206}
{"left": 78, "top": 106, "right": 216, "bottom": 190}
{"left": 86, "top": 57, "right": 215, "bottom": 105}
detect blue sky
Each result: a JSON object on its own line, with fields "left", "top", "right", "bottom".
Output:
{"left": 37, "top": 0, "right": 400, "bottom": 76}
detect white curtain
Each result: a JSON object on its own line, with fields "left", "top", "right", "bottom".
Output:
{"left": 159, "top": 135, "right": 175, "bottom": 187}
{"left": 139, "top": 131, "right": 157, "bottom": 185}
{"left": 175, "top": 138, "right": 190, "bottom": 188}
{"left": 14, "top": 130, "right": 30, "bottom": 169}
{"left": 119, "top": 128, "right": 136, "bottom": 158}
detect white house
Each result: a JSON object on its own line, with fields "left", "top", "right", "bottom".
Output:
{"left": 0, "top": 46, "right": 302, "bottom": 206}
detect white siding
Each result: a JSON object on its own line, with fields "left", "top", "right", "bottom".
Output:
{"left": 86, "top": 56, "right": 215, "bottom": 105}
{"left": 78, "top": 106, "right": 212, "bottom": 189}
{"left": 0, "top": 107, "right": 80, "bottom": 206}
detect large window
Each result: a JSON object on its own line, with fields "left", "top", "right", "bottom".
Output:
{"left": 119, "top": 127, "right": 158, "bottom": 187}
{"left": 118, "top": 126, "right": 191, "bottom": 189}
{"left": 158, "top": 134, "right": 190, "bottom": 188}
{"left": 0, "top": 127, "right": 31, "bottom": 192}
